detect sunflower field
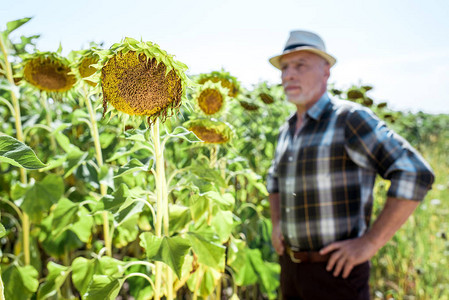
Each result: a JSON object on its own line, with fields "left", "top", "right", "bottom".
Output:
{"left": 1, "top": 18, "right": 448, "bottom": 300}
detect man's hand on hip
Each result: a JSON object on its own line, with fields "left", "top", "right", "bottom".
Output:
{"left": 319, "top": 235, "right": 378, "bottom": 279}
{"left": 272, "top": 224, "right": 285, "bottom": 255}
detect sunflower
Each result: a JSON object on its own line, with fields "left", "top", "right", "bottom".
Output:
{"left": 184, "top": 119, "right": 233, "bottom": 144}
{"left": 259, "top": 92, "right": 274, "bottom": 104}
{"left": 22, "top": 52, "right": 76, "bottom": 92}
{"left": 197, "top": 70, "right": 240, "bottom": 98}
{"left": 194, "top": 81, "right": 229, "bottom": 117}
{"left": 94, "top": 38, "right": 190, "bottom": 125}
{"left": 75, "top": 49, "right": 100, "bottom": 87}
{"left": 239, "top": 100, "right": 259, "bottom": 111}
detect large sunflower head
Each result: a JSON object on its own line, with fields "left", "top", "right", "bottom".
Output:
{"left": 94, "top": 38, "right": 190, "bottom": 125}
{"left": 196, "top": 70, "right": 240, "bottom": 98}
{"left": 74, "top": 49, "right": 100, "bottom": 87}
{"left": 22, "top": 51, "right": 76, "bottom": 93}
{"left": 184, "top": 119, "right": 233, "bottom": 144}
{"left": 194, "top": 81, "right": 229, "bottom": 117}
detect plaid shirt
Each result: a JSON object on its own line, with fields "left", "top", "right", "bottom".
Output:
{"left": 267, "top": 93, "right": 435, "bottom": 251}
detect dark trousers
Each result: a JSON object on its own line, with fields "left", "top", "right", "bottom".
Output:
{"left": 279, "top": 253, "right": 371, "bottom": 300}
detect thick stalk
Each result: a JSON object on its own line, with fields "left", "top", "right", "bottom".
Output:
{"left": 210, "top": 145, "right": 218, "bottom": 168}
{"left": 151, "top": 121, "right": 165, "bottom": 300}
{"left": 82, "top": 86, "right": 111, "bottom": 256}
{"left": 0, "top": 35, "right": 30, "bottom": 265}
{"left": 0, "top": 272, "right": 4, "bottom": 300}
{"left": 161, "top": 131, "right": 173, "bottom": 300}
{"left": 150, "top": 120, "right": 173, "bottom": 300}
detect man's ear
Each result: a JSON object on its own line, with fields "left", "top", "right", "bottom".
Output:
{"left": 323, "top": 62, "right": 331, "bottom": 80}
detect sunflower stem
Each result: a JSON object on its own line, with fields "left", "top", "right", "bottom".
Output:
{"left": 0, "top": 272, "right": 4, "bottom": 300}
{"left": 0, "top": 33, "right": 30, "bottom": 266}
{"left": 150, "top": 120, "right": 172, "bottom": 300}
{"left": 82, "top": 85, "right": 112, "bottom": 257}
{"left": 210, "top": 145, "right": 218, "bottom": 168}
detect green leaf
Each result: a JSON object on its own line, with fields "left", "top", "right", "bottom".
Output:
{"left": 2, "top": 264, "right": 39, "bottom": 300}
{"left": 10, "top": 182, "right": 28, "bottom": 200}
{"left": 99, "top": 132, "right": 116, "bottom": 149}
{"left": 95, "top": 184, "right": 144, "bottom": 226}
{"left": 51, "top": 198, "right": 79, "bottom": 237}
{"left": 95, "top": 183, "right": 129, "bottom": 213}
{"left": 21, "top": 174, "right": 64, "bottom": 222}
{"left": 41, "top": 229, "right": 84, "bottom": 257}
{"left": 64, "top": 149, "right": 88, "bottom": 179}
{"left": 164, "top": 126, "right": 202, "bottom": 143}
{"left": 38, "top": 155, "right": 66, "bottom": 171}
{"left": 228, "top": 240, "right": 257, "bottom": 286}
{"left": 190, "top": 160, "right": 226, "bottom": 188}
{"left": 6, "top": 17, "right": 32, "bottom": 34}
{"left": 83, "top": 275, "right": 124, "bottom": 300}
{"left": 139, "top": 232, "right": 191, "bottom": 278}
{"left": 37, "top": 262, "right": 70, "bottom": 300}
{"left": 67, "top": 206, "right": 93, "bottom": 243}
{"left": 210, "top": 210, "right": 235, "bottom": 242}
{"left": 190, "top": 194, "right": 209, "bottom": 221}
{"left": 0, "top": 135, "right": 46, "bottom": 169}
{"left": 99, "top": 165, "right": 114, "bottom": 190}
{"left": 248, "top": 248, "right": 280, "bottom": 296}
{"left": 113, "top": 214, "right": 139, "bottom": 248}
{"left": 202, "top": 191, "right": 234, "bottom": 211}
{"left": 54, "top": 127, "right": 76, "bottom": 153}
{"left": 169, "top": 204, "right": 191, "bottom": 234}
{"left": 187, "top": 266, "right": 220, "bottom": 297}
{"left": 72, "top": 256, "right": 125, "bottom": 296}
{"left": 72, "top": 257, "right": 100, "bottom": 296}
{"left": 114, "top": 158, "right": 150, "bottom": 178}
{"left": 187, "top": 232, "right": 225, "bottom": 271}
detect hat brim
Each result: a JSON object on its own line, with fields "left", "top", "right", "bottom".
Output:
{"left": 269, "top": 47, "right": 337, "bottom": 69}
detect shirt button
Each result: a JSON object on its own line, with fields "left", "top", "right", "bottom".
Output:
{"left": 286, "top": 208, "right": 290, "bottom": 213}
{"left": 289, "top": 235, "right": 293, "bottom": 239}
{"left": 288, "top": 156, "right": 293, "bottom": 161}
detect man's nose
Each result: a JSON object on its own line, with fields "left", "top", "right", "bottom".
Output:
{"left": 282, "top": 66, "right": 295, "bottom": 82}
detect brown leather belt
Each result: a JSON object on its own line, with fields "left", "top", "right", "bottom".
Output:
{"left": 286, "top": 246, "right": 330, "bottom": 263}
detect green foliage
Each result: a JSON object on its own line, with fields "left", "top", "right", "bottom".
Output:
{"left": 0, "top": 16, "right": 448, "bottom": 300}
{"left": 2, "top": 264, "right": 39, "bottom": 300}
{"left": 0, "top": 135, "right": 46, "bottom": 169}
{"left": 19, "top": 174, "right": 64, "bottom": 222}
{"left": 140, "top": 232, "right": 191, "bottom": 278}
{"left": 37, "top": 262, "right": 70, "bottom": 300}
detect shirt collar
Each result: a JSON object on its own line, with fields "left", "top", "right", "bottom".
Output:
{"left": 307, "top": 92, "right": 332, "bottom": 121}
{"left": 287, "top": 92, "right": 332, "bottom": 126}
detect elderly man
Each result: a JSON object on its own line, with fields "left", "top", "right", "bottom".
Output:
{"left": 267, "top": 30, "right": 435, "bottom": 300}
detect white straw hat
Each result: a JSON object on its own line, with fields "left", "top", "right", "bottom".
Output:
{"left": 269, "top": 30, "right": 336, "bottom": 69}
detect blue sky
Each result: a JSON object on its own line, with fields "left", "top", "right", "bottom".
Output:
{"left": 2, "top": 0, "right": 448, "bottom": 113}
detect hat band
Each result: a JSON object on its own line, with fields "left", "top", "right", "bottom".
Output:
{"left": 283, "top": 43, "right": 317, "bottom": 52}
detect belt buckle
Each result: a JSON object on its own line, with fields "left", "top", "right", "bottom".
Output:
{"left": 287, "top": 247, "right": 302, "bottom": 263}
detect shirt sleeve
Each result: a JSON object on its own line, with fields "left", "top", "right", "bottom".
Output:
{"left": 266, "top": 157, "right": 279, "bottom": 194}
{"left": 266, "top": 124, "right": 289, "bottom": 194}
{"left": 344, "top": 107, "right": 435, "bottom": 201}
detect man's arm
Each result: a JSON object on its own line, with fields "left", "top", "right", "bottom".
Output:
{"left": 320, "top": 197, "right": 419, "bottom": 278}
{"left": 269, "top": 193, "right": 285, "bottom": 255}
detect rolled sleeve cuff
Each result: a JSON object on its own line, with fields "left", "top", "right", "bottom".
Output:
{"left": 387, "top": 175, "right": 434, "bottom": 201}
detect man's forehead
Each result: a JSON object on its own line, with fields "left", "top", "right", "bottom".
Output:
{"left": 279, "top": 51, "right": 322, "bottom": 64}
